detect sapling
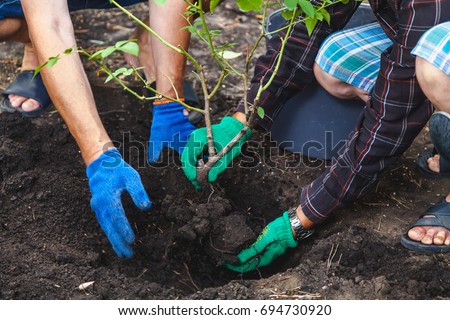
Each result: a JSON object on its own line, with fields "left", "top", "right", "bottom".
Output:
{"left": 38, "top": 0, "right": 351, "bottom": 187}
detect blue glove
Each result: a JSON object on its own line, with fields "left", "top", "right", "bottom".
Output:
{"left": 86, "top": 149, "right": 152, "bottom": 258}
{"left": 148, "top": 101, "right": 196, "bottom": 163}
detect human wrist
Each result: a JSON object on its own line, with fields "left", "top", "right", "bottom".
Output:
{"left": 82, "top": 141, "right": 115, "bottom": 166}
{"left": 232, "top": 111, "right": 247, "bottom": 125}
{"left": 86, "top": 148, "right": 120, "bottom": 178}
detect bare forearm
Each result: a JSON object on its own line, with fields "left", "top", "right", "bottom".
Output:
{"left": 21, "top": 0, "right": 112, "bottom": 165}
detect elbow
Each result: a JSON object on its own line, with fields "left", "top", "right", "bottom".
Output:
{"left": 28, "top": 15, "right": 75, "bottom": 48}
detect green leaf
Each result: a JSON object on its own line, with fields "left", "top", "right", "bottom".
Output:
{"left": 304, "top": 17, "right": 318, "bottom": 36}
{"left": 100, "top": 46, "right": 117, "bottom": 58}
{"left": 257, "top": 107, "right": 265, "bottom": 119}
{"left": 297, "top": 0, "right": 315, "bottom": 18}
{"left": 284, "top": 0, "right": 298, "bottom": 10}
{"left": 281, "top": 9, "right": 295, "bottom": 20}
{"left": 105, "top": 74, "right": 114, "bottom": 83}
{"left": 181, "top": 25, "right": 196, "bottom": 35}
{"left": 319, "top": 8, "right": 331, "bottom": 25}
{"left": 116, "top": 41, "right": 139, "bottom": 56}
{"left": 216, "top": 42, "right": 238, "bottom": 51}
{"left": 315, "top": 11, "right": 323, "bottom": 21}
{"left": 210, "top": 0, "right": 221, "bottom": 13}
{"left": 64, "top": 48, "right": 73, "bottom": 55}
{"left": 89, "top": 46, "right": 117, "bottom": 60}
{"left": 47, "top": 55, "right": 60, "bottom": 68}
{"left": 34, "top": 62, "right": 47, "bottom": 77}
{"left": 105, "top": 67, "right": 135, "bottom": 83}
{"left": 209, "top": 29, "right": 222, "bottom": 38}
{"left": 236, "top": 0, "right": 262, "bottom": 12}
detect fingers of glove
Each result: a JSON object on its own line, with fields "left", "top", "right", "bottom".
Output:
{"left": 169, "top": 122, "right": 196, "bottom": 155}
{"left": 96, "top": 205, "right": 135, "bottom": 258}
{"left": 251, "top": 226, "right": 276, "bottom": 253}
{"left": 124, "top": 173, "right": 152, "bottom": 211}
{"left": 224, "top": 257, "right": 260, "bottom": 273}
{"left": 235, "top": 244, "right": 260, "bottom": 264}
{"left": 207, "top": 140, "right": 243, "bottom": 182}
{"left": 226, "top": 242, "right": 285, "bottom": 273}
{"left": 181, "top": 128, "right": 208, "bottom": 182}
{"left": 148, "top": 135, "right": 168, "bottom": 164}
{"left": 192, "top": 180, "right": 202, "bottom": 190}
{"left": 257, "top": 242, "right": 286, "bottom": 268}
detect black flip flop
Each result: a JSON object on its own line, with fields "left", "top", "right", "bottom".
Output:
{"left": 416, "top": 148, "right": 450, "bottom": 179}
{"left": 429, "top": 111, "right": 450, "bottom": 160}
{"left": 401, "top": 197, "right": 450, "bottom": 253}
{"left": 1, "top": 71, "right": 52, "bottom": 118}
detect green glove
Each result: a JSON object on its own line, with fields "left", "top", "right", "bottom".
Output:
{"left": 181, "top": 116, "right": 252, "bottom": 188}
{"left": 225, "top": 212, "right": 298, "bottom": 273}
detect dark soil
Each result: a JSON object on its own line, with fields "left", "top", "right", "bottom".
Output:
{"left": 1, "top": 3, "right": 449, "bottom": 300}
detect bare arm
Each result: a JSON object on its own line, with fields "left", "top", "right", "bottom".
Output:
{"left": 21, "top": 0, "right": 113, "bottom": 165}
{"left": 148, "top": 0, "right": 192, "bottom": 97}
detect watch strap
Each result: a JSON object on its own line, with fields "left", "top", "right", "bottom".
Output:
{"left": 287, "top": 207, "right": 314, "bottom": 241}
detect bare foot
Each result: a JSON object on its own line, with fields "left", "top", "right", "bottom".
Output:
{"left": 6, "top": 43, "right": 42, "bottom": 112}
{"left": 407, "top": 221, "right": 450, "bottom": 246}
{"left": 8, "top": 94, "right": 40, "bottom": 112}
{"left": 407, "top": 156, "right": 450, "bottom": 246}
{"left": 426, "top": 154, "right": 440, "bottom": 173}
{"left": 408, "top": 159, "right": 450, "bottom": 246}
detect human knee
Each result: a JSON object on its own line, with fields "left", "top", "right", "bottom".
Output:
{"left": 314, "top": 63, "right": 359, "bottom": 99}
{"left": 414, "top": 22, "right": 450, "bottom": 112}
{"left": 0, "top": 18, "right": 28, "bottom": 42}
{"left": 416, "top": 57, "right": 442, "bottom": 93}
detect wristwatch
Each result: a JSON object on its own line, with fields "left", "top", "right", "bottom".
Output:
{"left": 287, "top": 207, "right": 315, "bottom": 241}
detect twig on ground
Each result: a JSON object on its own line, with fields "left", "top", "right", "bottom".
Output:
{"left": 269, "top": 288, "right": 321, "bottom": 300}
{"left": 377, "top": 213, "right": 383, "bottom": 231}
{"left": 388, "top": 192, "right": 412, "bottom": 210}
{"left": 207, "top": 184, "right": 215, "bottom": 203}
{"left": 98, "top": 109, "right": 129, "bottom": 115}
{"left": 326, "top": 243, "right": 339, "bottom": 274}
{"left": 183, "top": 262, "right": 200, "bottom": 292}
{"left": 208, "top": 234, "right": 235, "bottom": 254}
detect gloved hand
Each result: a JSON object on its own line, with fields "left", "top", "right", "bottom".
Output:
{"left": 87, "top": 149, "right": 152, "bottom": 258}
{"left": 148, "top": 100, "right": 196, "bottom": 163}
{"left": 224, "top": 212, "right": 297, "bottom": 273}
{"left": 181, "top": 116, "right": 252, "bottom": 188}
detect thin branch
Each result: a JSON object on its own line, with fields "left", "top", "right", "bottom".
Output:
{"left": 248, "top": 8, "right": 298, "bottom": 128}
{"left": 208, "top": 68, "right": 228, "bottom": 100}
{"left": 199, "top": 69, "right": 216, "bottom": 157}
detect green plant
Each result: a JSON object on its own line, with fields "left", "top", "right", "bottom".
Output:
{"left": 38, "top": 0, "right": 352, "bottom": 186}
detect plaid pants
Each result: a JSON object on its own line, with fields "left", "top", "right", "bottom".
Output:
{"left": 315, "top": 22, "right": 392, "bottom": 93}
{"left": 243, "top": 0, "right": 449, "bottom": 223}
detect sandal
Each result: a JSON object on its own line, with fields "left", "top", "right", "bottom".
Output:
{"left": 400, "top": 197, "right": 450, "bottom": 253}
{"left": 1, "top": 71, "right": 52, "bottom": 118}
{"left": 429, "top": 111, "right": 450, "bottom": 160}
{"left": 416, "top": 148, "right": 450, "bottom": 179}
